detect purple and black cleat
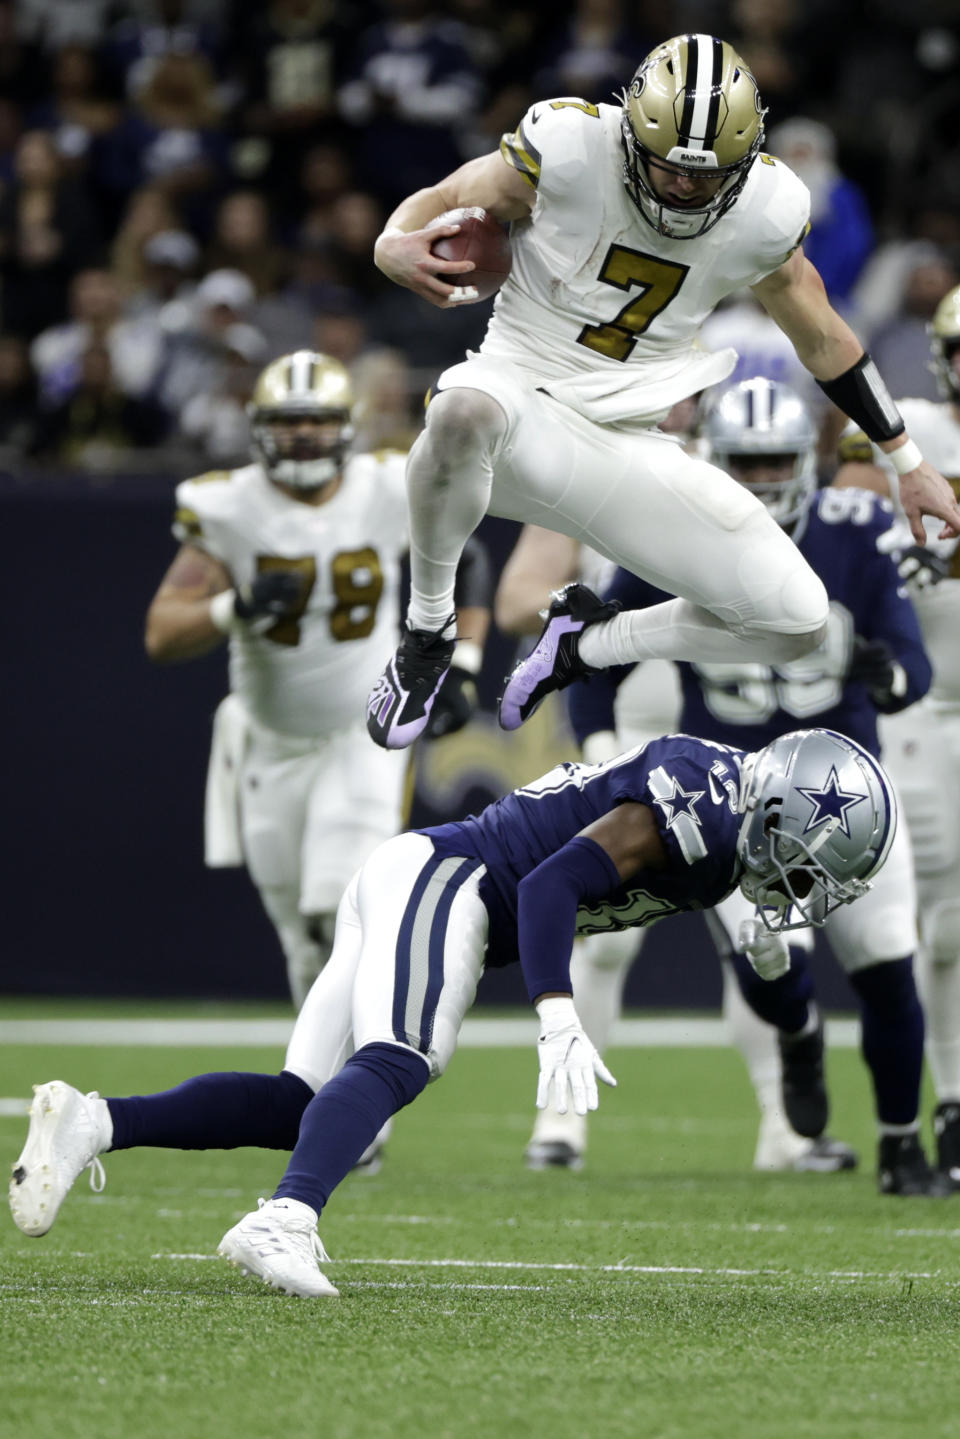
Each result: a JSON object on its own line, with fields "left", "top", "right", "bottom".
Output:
{"left": 498, "top": 582, "right": 621, "bottom": 731}
{"left": 366, "top": 619, "right": 457, "bottom": 749}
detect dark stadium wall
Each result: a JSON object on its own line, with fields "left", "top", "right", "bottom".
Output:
{"left": 1, "top": 473, "right": 855, "bottom": 1010}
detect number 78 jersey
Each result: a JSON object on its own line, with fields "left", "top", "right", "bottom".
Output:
{"left": 174, "top": 455, "right": 408, "bottom": 738}
{"left": 485, "top": 99, "right": 811, "bottom": 419}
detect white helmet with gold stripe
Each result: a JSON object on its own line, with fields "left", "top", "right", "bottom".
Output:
{"left": 621, "top": 33, "right": 766, "bottom": 238}
{"left": 248, "top": 350, "right": 355, "bottom": 491}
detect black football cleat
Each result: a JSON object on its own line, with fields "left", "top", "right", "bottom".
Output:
{"left": 366, "top": 618, "right": 457, "bottom": 749}
{"left": 878, "top": 1132, "right": 953, "bottom": 1196}
{"left": 498, "top": 582, "right": 621, "bottom": 731}
{"left": 933, "top": 1101, "right": 960, "bottom": 1190}
{"left": 778, "top": 1018, "right": 829, "bottom": 1139}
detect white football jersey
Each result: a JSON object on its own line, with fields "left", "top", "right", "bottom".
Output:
{"left": 175, "top": 455, "right": 409, "bottom": 737}
{"left": 845, "top": 399, "right": 960, "bottom": 703}
{"left": 483, "top": 99, "right": 811, "bottom": 426}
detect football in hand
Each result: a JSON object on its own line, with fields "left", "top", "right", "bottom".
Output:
{"left": 427, "top": 207, "right": 512, "bottom": 302}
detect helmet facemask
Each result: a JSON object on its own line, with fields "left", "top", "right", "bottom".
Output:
{"left": 738, "top": 808, "right": 871, "bottom": 933}
{"left": 620, "top": 107, "right": 760, "bottom": 239}
{"left": 703, "top": 379, "right": 817, "bottom": 532}
{"left": 247, "top": 350, "right": 355, "bottom": 493}
{"left": 251, "top": 409, "right": 354, "bottom": 493}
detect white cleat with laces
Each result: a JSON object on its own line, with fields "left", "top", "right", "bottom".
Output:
{"left": 218, "top": 1197, "right": 339, "bottom": 1297}
{"left": 9, "top": 1080, "right": 111, "bottom": 1236}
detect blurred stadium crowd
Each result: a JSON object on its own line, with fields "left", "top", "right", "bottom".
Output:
{"left": 0, "top": 0, "right": 958, "bottom": 475}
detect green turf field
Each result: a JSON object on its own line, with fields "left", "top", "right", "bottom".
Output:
{"left": 2, "top": 1005, "right": 959, "bottom": 1439}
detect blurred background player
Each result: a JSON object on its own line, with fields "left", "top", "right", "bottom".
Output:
{"left": 833, "top": 285, "right": 960, "bottom": 1186}
{"left": 559, "top": 379, "right": 946, "bottom": 1195}
{"left": 144, "top": 350, "right": 490, "bottom": 1025}
{"left": 367, "top": 32, "right": 960, "bottom": 752}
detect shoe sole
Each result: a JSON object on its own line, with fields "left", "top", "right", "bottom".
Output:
{"left": 218, "top": 1232, "right": 340, "bottom": 1298}
{"left": 9, "top": 1081, "right": 85, "bottom": 1237}
{"left": 499, "top": 616, "right": 581, "bottom": 731}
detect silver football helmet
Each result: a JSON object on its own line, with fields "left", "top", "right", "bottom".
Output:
{"left": 737, "top": 728, "right": 897, "bottom": 932}
{"left": 248, "top": 350, "right": 354, "bottom": 492}
{"left": 703, "top": 378, "right": 818, "bottom": 530}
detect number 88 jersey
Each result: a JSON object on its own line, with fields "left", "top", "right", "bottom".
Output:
{"left": 174, "top": 454, "right": 409, "bottom": 738}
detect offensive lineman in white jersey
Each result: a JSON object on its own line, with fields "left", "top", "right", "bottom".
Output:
{"left": 364, "top": 32, "right": 960, "bottom": 752}
{"left": 145, "top": 351, "right": 489, "bottom": 1016}
{"left": 833, "top": 285, "right": 960, "bottom": 1184}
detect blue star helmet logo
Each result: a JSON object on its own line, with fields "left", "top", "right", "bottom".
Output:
{"left": 797, "top": 765, "right": 866, "bottom": 838}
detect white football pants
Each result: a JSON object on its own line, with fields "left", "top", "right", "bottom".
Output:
{"left": 285, "top": 833, "right": 490, "bottom": 1092}
{"left": 409, "top": 355, "right": 827, "bottom": 661}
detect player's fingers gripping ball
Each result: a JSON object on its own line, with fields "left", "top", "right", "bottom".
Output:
{"left": 427, "top": 207, "right": 512, "bottom": 305}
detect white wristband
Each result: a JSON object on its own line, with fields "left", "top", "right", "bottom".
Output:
{"left": 209, "top": 589, "right": 239, "bottom": 634}
{"left": 889, "top": 439, "right": 923, "bottom": 475}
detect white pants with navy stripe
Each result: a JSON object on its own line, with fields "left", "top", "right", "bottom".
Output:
{"left": 284, "top": 834, "right": 490, "bottom": 1092}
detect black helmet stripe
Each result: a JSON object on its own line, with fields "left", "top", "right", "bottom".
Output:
{"left": 679, "top": 34, "right": 724, "bottom": 150}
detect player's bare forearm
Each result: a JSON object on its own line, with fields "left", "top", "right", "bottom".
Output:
{"left": 374, "top": 152, "right": 532, "bottom": 305}
{"left": 145, "top": 592, "right": 227, "bottom": 663}
{"left": 145, "top": 544, "right": 232, "bottom": 663}
{"left": 752, "top": 251, "right": 862, "bottom": 379}
{"left": 757, "top": 252, "right": 960, "bottom": 540}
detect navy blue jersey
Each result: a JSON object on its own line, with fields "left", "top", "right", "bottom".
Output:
{"left": 569, "top": 488, "right": 931, "bottom": 758}
{"left": 425, "top": 734, "right": 745, "bottom": 968}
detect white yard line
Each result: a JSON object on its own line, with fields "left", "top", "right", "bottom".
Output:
{"left": 147, "top": 1252, "right": 955, "bottom": 1282}
{"left": 0, "top": 1016, "right": 862, "bottom": 1048}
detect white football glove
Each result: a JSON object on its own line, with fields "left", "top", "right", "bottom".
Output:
{"left": 738, "top": 917, "right": 791, "bottom": 980}
{"left": 535, "top": 996, "right": 617, "bottom": 1115}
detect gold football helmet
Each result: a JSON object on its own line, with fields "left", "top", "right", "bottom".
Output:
{"left": 621, "top": 33, "right": 766, "bottom": 238}
{"left": 248, "top": 350, "right": 355, "bottom": 491}
{"left": 931, "top": 284, "right": 960, "bottom": 402}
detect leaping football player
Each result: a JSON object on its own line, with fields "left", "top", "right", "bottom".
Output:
{"left": 364, "top": 32, "right": 960, "bottom": 751}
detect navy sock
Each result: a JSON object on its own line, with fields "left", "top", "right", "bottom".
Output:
{"left": 847, "top": 958, "right": 924, "bottom": 1126}
{"left": 107, "top": 1070, "right": 313, "bottom": 1152}
{"left": 729, "top": 944, "right": 814, "bottom": 1033}
{"left": 274, "top": 1042, "right": 429, "bottom": 1216}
